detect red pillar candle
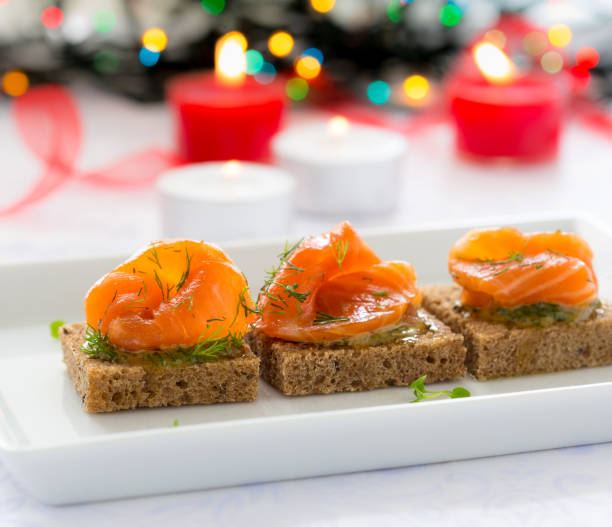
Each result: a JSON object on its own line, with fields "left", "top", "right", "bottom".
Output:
{"left": 446, "top": 16, "right": 570, "bottom": 162}
{"left": 167, "top": 34, "right": 285, "bottom": 162}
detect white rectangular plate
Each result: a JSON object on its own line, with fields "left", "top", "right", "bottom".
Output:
{"left": 2, "top": 213, "right": 612, "bottom": 505}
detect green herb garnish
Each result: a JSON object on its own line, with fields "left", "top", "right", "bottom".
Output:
{"left": 81, "top": 326, "right": 122, "bottom": 362}
{"left": 334, "top": 240, "right": 349, "bottom": 269}
{"left": 313, "top": 311, "right": 350, "bottom": 325}
{"left": 173, "top": 296, "right": 194, "bottom": 312}
{"left": 50, "top": 320, "right": 65, "bottom": 339}
{"left": 408, "top": 375, "right": 471, "bottom": 403}
{"left": 175, "top": 248, "right": 191, "bottom": 293}
{"left": 172, "top": 419, "right": 179, "bottom": 427}
{"left": 146, "top": 247, "right": 163, "bottom": 268}
{"left": 371, "top": 291, "right": 389, "bottom": 297}
{"left": 80, "top": 325, "right": 243, "bottom": 364}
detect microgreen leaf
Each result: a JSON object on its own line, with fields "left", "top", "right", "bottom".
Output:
{"left": 408, "top": 375, "right": 471, "bottom": 403}
{"left": 50, "top": 320, "right": 65, "bottom": 339}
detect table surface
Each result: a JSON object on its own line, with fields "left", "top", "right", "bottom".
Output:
{"left": 2, "top": 86, "right": 612, "bottom": 525}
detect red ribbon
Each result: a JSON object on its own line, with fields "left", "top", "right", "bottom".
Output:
{"left": 0, "top": 85, "right": 181, "bottom": 216}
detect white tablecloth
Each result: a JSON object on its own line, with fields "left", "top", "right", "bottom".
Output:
{"left": 2, "top": 86, "right": 612, "bottom": 525}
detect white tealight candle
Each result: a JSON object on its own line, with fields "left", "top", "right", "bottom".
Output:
{"left": 157, "top": 161, "right": 295, "bottom": 241}
{"left": 272, "top": 117, "right": 406, "bottom": 215}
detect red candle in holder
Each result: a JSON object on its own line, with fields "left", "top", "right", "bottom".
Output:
{"left": 446, "top": 16, "right": 569, "bottom": 162}
{"left": 167, "top": 34, "right": 285, "bottom": 162}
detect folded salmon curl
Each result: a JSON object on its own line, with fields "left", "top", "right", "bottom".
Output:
{"left": 449, "top": 227, "right": 598, "bottom": 310}
{"left": 254, "top": 221, "right": 422, "bottom": 342}
{"left": 85, "top": 240, "right": 255, "bottom": 351}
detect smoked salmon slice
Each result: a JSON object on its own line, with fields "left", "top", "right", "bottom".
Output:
{"left": 85, "top": 240, "right": 254, "bottom": 351}
{"left": 254, "top": 221, "right": 421, "bottom": 342}
{"left": 449, "top": 227, "right": 598, "bottom": 308}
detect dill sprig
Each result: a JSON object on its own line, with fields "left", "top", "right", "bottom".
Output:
{"left": 80, "top": 325, "right": 244, "bottom": 364}
{"left": 371, "top": 291, "right": 389, "bottom": 297}
{"left": 260, "top": 238, "right": 304, "bottom": 297}
{"left": 81, "top": 326, "right": 122, "bottom": 362}
{"left": 146, "top": 247, "right": 163, "bottom": 268}
{"left": 547, "top": 248, "right": 568, "bottom": 258}
{"left": 271, "top": 281, "right": 310, "bottom": 303}
{"left": 313, "top": 311, "right": 350, "bottom": 325}
{"left": 175, "top": 248, "right": 192, "bottom": 293}
{"left": 334, "top": 240, "right": 349, "bottom": 269}
{"left": 153, "top": 269, "right": 166, "bottom": 302}
{"left": 173, "top": 296, "right": 194, "bottom": 312}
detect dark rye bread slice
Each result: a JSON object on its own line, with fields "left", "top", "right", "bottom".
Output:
{"left": 245, "top": 310, "right": 466, "bottom": 396}
{"left": 60, "top": 322, "right": 259, "bottom": 413}
{"left": 421, "top": 284, "right": 612, "bottom": 381}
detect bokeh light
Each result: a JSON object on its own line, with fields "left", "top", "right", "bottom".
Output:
{"left": 311, "top": 0, "right": 335, "bottom": 13}
{"left": 576, "top": 47, "right": 599, "bottom": 69}
{"left": 255, "top": 62, "right": 276, "bottom": 84}
{"left": 523, "top": 31, "right": 547, "bottom": 56}
{"left": 403, "top": 75, "right": 429, "bottom": 101}
{"left": 328, "top": 116, "right": 349, "bottom": 136}
{"left": 219, "top": 31, "right": 248, "bottom": 51}
{"left": 387, "top": 0, "right": 402, "bottom": 23}
{"left": 245, "top": 50, "right": 264, "bottom": 75}
{"left": 93, "top": 9, "right": 115, "bottom": 33}
{"left": 302, "top": 47, "right": 324, "bottom": 63}
{"left": 540, "top": 51, "right": 563, "bottom": 74}
{"left": 0, "top": 1, "right": 10, "bottom": 6}
{"left": 2, "top": 70, "right": 29, "bottom": 97}
{"left": 201, "top": 0, "right": 225, "bottom": 15}
{"left": 268, "top": 31, "right": 294, "bottom": 57}
{"left": 286, "top": 78, "right": 309, "bottom": 101}
{"left": 142, "top": 27, "right": 168, "bottom": 52}
{"left": 295, "top": 56, "right": 321, "bottom": 80}
{"left": 473, "top": 42, "right": 513, "bottom": 83}
{"left": 367, "top": 80, "right": 391, "bottom": 105}
{"left": 439, "top": 3, "right": 462, "bottom": 27}
{"left": 484, "top": 29, "right": 506, "bottom": 49}
{"left": 41, "top": 6, "right": 63, "bottom": 29}
{"left": 94, "top": 51, "right": 119, "bottom": 74}
{"left": 139, "top": 47, "right": 160, "bottom": 67}
{"left": 548, "top": 24, "right": 572, "bottom": 48}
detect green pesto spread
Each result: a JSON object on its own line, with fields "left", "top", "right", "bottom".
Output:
{"left": 458, "top": 300, "right": 602, "bottom": 328}
{"left": 316, "top": 311, "right": 437, "bottom": 349}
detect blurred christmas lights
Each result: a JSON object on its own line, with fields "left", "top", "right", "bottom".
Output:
{"left": 139, "top": 47, "right": 160, "bottom": 67}
{"left": 387, "top": 0, "right": 403, "bottom": 23}
{"left": 255, "top": 62, "right": 276, "bottom": 84}
{"left": 93, "top": 9, "right": 115, "bottom": 33}
{"left": 523, "top": 31, "right": 547, "bottom": 56}
{"left": 403, "top": 75, "right": 429, "bottom": 101}
{"left": 268, "top": 31, "right": 294, "bottom": 57}
{"left": 310, "top": 0, "right": 335, "bottom": 13}
{"left": 548, "top": 24, "right": 572, "bottom": 48}
{"left": 483, "top": 29, "right": 506, "bottom": 49}
{"left": 2, "top": 70, "right": 29, "bottom": 97}
{"left": 439, "top": 3, "right": 462, "bottom": 27}
{"left": 295, "top": 56, "right": 321, "bottom": 80}
{"left": 576, "top": 47, "right": 599, "bottom": 69}
{"left": 201, "top": 0, "right": 225, "bottom": 15}
{"left": 367, "top": 80, "right": 391, "bottom": 105}
{"left": 143, "top": 28, "right": 168, "bottom": 52}
{"left": 41, "top": 6, "right": 63, "bottom": 29}
{"left": 286, "top": 78, "right": 309, "bottom": 101}
{"left": 302, "top": 48, "right": 324, "bottom": 63}
{"left": 473, "top": 42, "right": 514, "bottom": 84}
{"left": 94, "top": 51, "right": 119, "bottom": 74}
{"left": 540, "top": 51, "right": 563, "bottom": 74}
{"left": 245, "top": 50, "right": 264, "bottom": 74}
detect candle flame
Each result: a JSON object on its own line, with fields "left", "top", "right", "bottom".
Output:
{"left": 215, "top": 33, "right": 247, "bottom": 86}
{"left": 222, "top": 160, "right": 241, "bottom": 179}
{"left": 473, "top": 42, "right": 515, "bottom": 85}
{"left": 328, "top": 116, "right": 350, "bottom": 138}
